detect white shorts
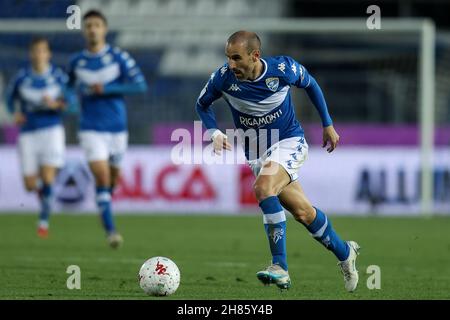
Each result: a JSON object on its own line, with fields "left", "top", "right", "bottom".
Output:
{"left": 79, "top": 131, "right": 128, "bottom": 167}
{"left": 18, "top": 125, "right": 65, "bottom": 176}
{"left": 247, "top": 136, "right": 309, "bottom": 182}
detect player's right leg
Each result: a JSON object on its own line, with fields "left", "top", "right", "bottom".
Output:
{"left": 35, "top": 165, "right": 58, "bottom": 238}
{"left": 79, "top": 131, "right": 122, "bottom": 248}
{"left": 252, "top": 161, "right": 292, "bottom": 290}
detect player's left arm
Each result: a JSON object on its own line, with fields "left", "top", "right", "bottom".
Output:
{"left": 95, "top": 50, "right": 148, "bottom": 95}
{"left": 287, "top": 57, "right": 339, "bottom": 153}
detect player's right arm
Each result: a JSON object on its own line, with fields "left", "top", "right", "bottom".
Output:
{"left": 196, "top": 69, "right": 231, "bottom": 154}
{"left": 4, "top": 71, "right": 26, "bottom": 126}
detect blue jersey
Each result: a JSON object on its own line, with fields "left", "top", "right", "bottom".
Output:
{"left": 5, "top": 65, "right": 68, "bottom": 132}
{"left": 196, "top": 56, "right": 332, "bottom": 160}
{"left": 68, "top": 44, "right": 147, "bottom": 133}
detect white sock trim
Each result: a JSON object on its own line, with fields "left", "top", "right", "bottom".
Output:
{"left": 263, "top": 211, "right": 286, "bottom": 224}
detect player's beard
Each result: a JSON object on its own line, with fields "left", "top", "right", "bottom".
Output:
{"left": 233, "top": 70, "right": 244, "bottom": 79}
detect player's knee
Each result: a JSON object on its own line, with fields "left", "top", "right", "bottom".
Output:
{"left": 91, "top": 167, "right": 110, "bottom": 186}
{"left": 253, "top": 179, "right": 276, "bottom": 202}
{"left": 292, "top": 205, "right": 316, "bottom": 225}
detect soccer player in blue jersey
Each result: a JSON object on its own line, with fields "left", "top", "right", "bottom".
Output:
{"left": 196, "top": 31, "right": 360, "bottom": 292}
{"left": 68, "top": 10, "right": 147, "bottom": 248}
{"left": 5, "top": 37, "right": 70, "bottom": 238}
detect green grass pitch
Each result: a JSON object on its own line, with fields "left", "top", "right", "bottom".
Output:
{"left": 0, "top": 214, "right": 449, "bottom": 300}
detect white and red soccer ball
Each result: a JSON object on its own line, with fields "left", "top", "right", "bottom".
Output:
{"left": 138, "top": 256, "right": 180, "bottom": 296}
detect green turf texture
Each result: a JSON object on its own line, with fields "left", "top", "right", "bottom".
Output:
{"left": 0, "top": 214, "right": 449, "bottom": 300}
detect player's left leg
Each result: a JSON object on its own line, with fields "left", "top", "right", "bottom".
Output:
{"left": 36, "top": 125, "right": 66, "bottom": 237}
{"left": 108, "top": 132, "right": 127, "bottom": 196}
{"left": 109, "top": 165, "right": 120, "bottom": 195}
{"left": 278, "top": 182, "right": 360, "bottom": 292}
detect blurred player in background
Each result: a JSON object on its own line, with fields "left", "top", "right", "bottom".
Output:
{"left": 68, "top": 10, "right": 147, "bottom": 248}
{"left": 5, "top": 37, "right": 71, "bottom": 238}
{"left": 196, "top": 31, "right": 360, "bottom": 292}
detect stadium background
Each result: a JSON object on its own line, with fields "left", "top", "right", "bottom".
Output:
{"left": 0, "top": 0, "right": 449, "bottom": 300}
{"left": 0, "top": 0, "right": 449, "bottom": 215}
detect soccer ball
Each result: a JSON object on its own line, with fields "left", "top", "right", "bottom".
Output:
{"left": 138, "top": 256, "right": 180, "bottom": 296}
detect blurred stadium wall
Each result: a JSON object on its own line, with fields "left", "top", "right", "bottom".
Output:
{"left": 0, "top": 0, "right": 449, "bottom": 215}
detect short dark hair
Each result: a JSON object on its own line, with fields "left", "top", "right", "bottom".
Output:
{"left": 30, "top": 36, "right": 49, "bottom": 49}
{"left": 227, "top": 31, "right": 261, "bottom": 54}
{"left": 83, "top": 9, "right": 107, "bottom": 25}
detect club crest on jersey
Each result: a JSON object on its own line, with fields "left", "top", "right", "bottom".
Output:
{"left": 265, "top": 77, "right": 279, "bottom": 92}
{"left": 101, "top": 53, "right": 113, "bottom": 65}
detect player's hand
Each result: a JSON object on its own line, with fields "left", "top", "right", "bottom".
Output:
{"left": 14, "top": 112, "right": 26, "bottom": 126}
{"left": 322, "top": 125, "right": 339, "bottom": 153}
{"left": 90, "top": 83, "right": 104, "bottom": 95}
{"left": 211, "top": 130, "right": 232, "bottom": 155}
{"left": 42, "top": 95, "right": 64, "bottom": 110}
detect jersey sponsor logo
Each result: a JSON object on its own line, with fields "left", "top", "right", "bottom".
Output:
{"left": 265, "top": 77, "right": 279, "bottom": 92}
{"left": 277, "top": 62, "right": 286, "bottom": 74}
{"left": 228, "top": 83, "right": 241, "bottom": 92}
{"left": 77, "top": 59, "right": 86, "bottom": 67}
{"left": 239, "top": 109, "right": 283, "bottom": 128}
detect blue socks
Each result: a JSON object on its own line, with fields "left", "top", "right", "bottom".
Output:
{"left": 38, "top": 183, "right": 52, "bottom": 227}
{"left": 96, "top": 186, "right": 115, "bottom": 234}
{"left": 259, "top": 196, "right": 288, "bottom": 271}
{"left": 306, "top": 207, "right": 350, "bottom": 261}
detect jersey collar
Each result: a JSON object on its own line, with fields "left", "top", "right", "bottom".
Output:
{"left": 83, "top": 44, "right": 110, "bottom": 57}
{"left": 240, "top": 58, "right": 267, "bottom": 83}
{"left": 253, "top": 58, "right": 268, "bottom": 82}
{"left": 29, "top": 64, "right": 52, "bottom": 78}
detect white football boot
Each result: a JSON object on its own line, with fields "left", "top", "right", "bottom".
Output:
{"left": 107, "top": 232, "right": 123, "bottom": 249}
{"left": 256, "top": 264, "right": 291, "bottom": 290}
{"left": 337, "top": 241, "right": 361, "bottom": 292}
